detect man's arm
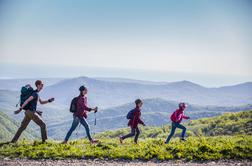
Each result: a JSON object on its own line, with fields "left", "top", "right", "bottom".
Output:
{"left": 39, "top": 98, "right": 54, "bottom": 105}
{"left": 14, "top": 96, "right": 34, "bottom": 114}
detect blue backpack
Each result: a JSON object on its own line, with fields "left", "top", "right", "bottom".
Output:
{"left": 126, "top": 108, "right": 136, "bottom": 119}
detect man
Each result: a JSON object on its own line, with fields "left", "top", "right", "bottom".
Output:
{"left": 11, "top": 80, "right": 54, "bottom": 143}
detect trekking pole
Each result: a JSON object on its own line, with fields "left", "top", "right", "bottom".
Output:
{"left": 93, "top": 112, "right": 97, "bottom": 135}
{"left": 94, "top": 112, "right": 97, "bottom": 126}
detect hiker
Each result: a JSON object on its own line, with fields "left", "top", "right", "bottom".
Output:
{"left": 63, "top": 85, "right": 99, "bottom": 144}
{"left": 119, "top": 99, "right": 145, "bottom": 144}
{"left": 165, "top": 102, "right": 190, "bottom": 144}
{"left": 11, "top": 80, "right": 54, "bottom": 143}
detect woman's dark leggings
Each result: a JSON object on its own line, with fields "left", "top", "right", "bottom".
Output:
{"left": 165, "top": 122, "right": 186, "bottom": 144}
{"left": 122, "top": 127, "right": 140, "bottom": 143}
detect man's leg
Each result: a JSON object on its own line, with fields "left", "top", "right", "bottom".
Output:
{"left": 134, "top": 127, "right": 140, "bottom": 143}
{"left": 64, "top": 116, "right": 79, "bottom": 142}
{"left": 175, "top": 123, "right": 187, "bottom": 139}
{"left": 31, "top": 112, "right": 48, "bottom": 142}
{"left": 79, "top": 117, "right": 92, "bottom": 141}
{"left": 122, "top": 128, "right": 136, "bottom": 140}
{"left": 165, "top": 122, "right": 177, "bottom": 144}
{"left": 11, "top": 111, "right": 31, "bottom": 143}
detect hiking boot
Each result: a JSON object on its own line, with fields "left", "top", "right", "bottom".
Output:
{"left": 90, "top": 139, "right": 99, "bottom": 144}
{"left": 119, "top": 136, "right": 123, "bottom": 144}
{"left": 181, "top": 138, "right": 187, "bottom": 141}
{"left": 62, "top": 141, "right": 67, "bottom": 144}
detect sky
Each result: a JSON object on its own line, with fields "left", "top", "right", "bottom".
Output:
{"left": 0, "top": 0, "right": 252, "bottom": 86}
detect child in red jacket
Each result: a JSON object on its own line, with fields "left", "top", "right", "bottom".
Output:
{"left": 165, "top": 102, "right": 190, "bottom": 144}
{"left": 120, "top": 99, "right": 145, "bottom": 144}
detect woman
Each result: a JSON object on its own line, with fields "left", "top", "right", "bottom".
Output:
{"left": 63, "top": 85, "right": 98, "bottom": 144}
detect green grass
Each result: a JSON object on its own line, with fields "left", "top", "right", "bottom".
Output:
{"left": 0, "top": 135, "right": 251, "bottom": 161}
{"left": 0, "top": 110, "right": 251, "bottom": 161}
{"left": 189, "top": 110, "right": 252, "bottom": 136}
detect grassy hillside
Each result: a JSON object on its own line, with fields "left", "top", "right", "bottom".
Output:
{"left": 96, "top": 110, "right": 252, "bottom": 139}
{"left": 189, "top": 110, "right": 252, "bottom": 136}
{"left": 0, "top": 110, "right": 38, "bottom": 142}
{"left": 0, "top": 110, "right": 251, "bottom": 161}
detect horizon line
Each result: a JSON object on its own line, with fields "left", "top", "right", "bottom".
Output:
{"left": 0, "top": 75, "right": 251, "bottom": 89}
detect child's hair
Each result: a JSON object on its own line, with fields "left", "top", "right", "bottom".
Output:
{"left": 179, "top": 102, "right": 186, "bottom": 109}
{"left": 135, "top": 99, "right": 142, "bottom": 105}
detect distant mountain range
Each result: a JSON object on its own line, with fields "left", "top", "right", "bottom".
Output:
{"left": 0, "top": 78, "right": 65, "bottom": 91}
{"left": 40, "top": 76, "right": 252, "bottom": 108}
{"left": 1, "top": 76, "right": 251, "bottom": 108}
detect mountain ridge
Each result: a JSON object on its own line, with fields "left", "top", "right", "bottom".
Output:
{"left": 41, "top": 76, "right": 252, "bottom": 107}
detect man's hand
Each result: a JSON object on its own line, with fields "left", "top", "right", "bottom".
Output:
{"left": 48, "top": 98, "right": 55, "bottom": 103}
{"left": 14, "top": 108, "right": 22, "bottom": 114}
{"left": 93, "top": 107, "right": 98, "bottom": 113}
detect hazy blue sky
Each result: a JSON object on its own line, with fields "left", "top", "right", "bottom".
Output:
{"left": 0, "top": 0, "right": 251, "bottom": 86}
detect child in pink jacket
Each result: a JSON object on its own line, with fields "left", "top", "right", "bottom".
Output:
{"left": 165, "top": 103, "right": 190, "bottom": 144}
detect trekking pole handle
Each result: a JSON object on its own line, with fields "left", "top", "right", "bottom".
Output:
{"left": 93, "top": 106, "right": 98, "bottom": 113}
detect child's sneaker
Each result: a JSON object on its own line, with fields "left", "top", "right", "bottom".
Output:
{"left": 119, "top": 136, "right": 123, "bottom": 144}
{"left": 90, "top": 139, "right": 99, "bottom": 144}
